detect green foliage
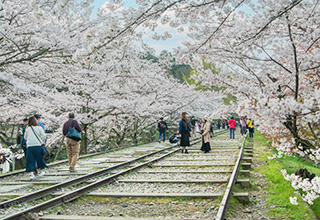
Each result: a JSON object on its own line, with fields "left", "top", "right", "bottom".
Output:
{"left": 222, "top": 93, "right": 237, "bottom": 105}
{"left": 170, "top": 64, "right": 192, "bottom": 83}
{"left": 186, "top": 58, "right": 238, "bottom": 105}
{"left": 142, "top": 50, "right": 192, "bottom": 83}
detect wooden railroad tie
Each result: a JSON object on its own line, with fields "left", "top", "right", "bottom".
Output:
{"left": 86, "top": 192, "right": 249, "bottom": 200}
{"left": 135, "top": 170, "right": 250, "bottom": 176}
{"left": 152, "top": 163, "right": 235, "bottom": 167}
{"left": 117, "top": 178, "right": 250, "bottom": 187}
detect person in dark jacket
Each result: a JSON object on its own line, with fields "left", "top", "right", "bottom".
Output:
{"left": 62, "top": 113, "right": 82, "bottom": 172}
{"left": 21, "top": 118, "right": 28, "bottom": 156}
{"left": 158, "top": 117, "right": 168, "bottom": 143}
{"left": 178, "top": 112, "right": 192, "bottom": 154}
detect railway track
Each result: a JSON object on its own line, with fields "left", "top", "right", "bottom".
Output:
{"left": 0, "top": 129, "right": 251, "bottom": 219}
{"left": 0, "top": 141, "right": 156, "bottom": 179}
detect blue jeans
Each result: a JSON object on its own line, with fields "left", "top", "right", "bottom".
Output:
{"left": 159, "top": 130, "right": 166, "bottom": 142}
{"left": 230, "top": 128, "right": 235, "bottom": 139}
{"left": 26, "top": 146, "right": 47, "bottom": 172}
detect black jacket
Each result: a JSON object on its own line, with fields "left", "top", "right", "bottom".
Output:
{"left": 158, "top": 121, "right": 168, "bottom": 131}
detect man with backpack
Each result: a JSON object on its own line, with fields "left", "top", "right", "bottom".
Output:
{"left": 63, "top": 113, "right": 82, "bottom": 172}
{"left": 158, "top": 117, "right": 168, "bottom": 143}
{"left": 20, "top": 118, "right": 28, "bottom": 156}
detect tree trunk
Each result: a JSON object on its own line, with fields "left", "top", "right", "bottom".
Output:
{"left": 80, "top": 124, "right": 88, "bottom": 155}
{"left": 54, "top": 136, "right": 65, "bottom": 161}
{"left": 283, "top": 115, "right": 314, "bottom": 152}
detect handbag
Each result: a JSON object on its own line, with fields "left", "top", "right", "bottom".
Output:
{"left": 67, "top": 120, "right": 82, "bottom": 141}
{"left": 30, "top": 127, "right": 49, "bottom": 156}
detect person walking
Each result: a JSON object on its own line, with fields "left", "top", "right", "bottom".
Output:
{"left": 24, "top": 116, "right": 47, "bottom": 180}
{"left": 178, "top": 112, "right": 191, "bottom": 154}
{"left": 247, "top": 119, "right": 254, "bottom": 138}
{"left": 63, "top": 113, "right": 82, "bottom": 172}
{"left": 200, "top": 118, "right": 211, "bottom": 153}
{"left": 240, "top": 116, "right": 248, "bottom": 136}
{"left": 190, "top": 116, "right": 197, "bottom": 137}
{"left": 158, "top": 117, "right": 168, "bottom": 143}
{"left": 21, "top": 118, "right": 28, "bottom": 156}
{"left": 195, "top": 121, "right": 200, "bottom": 133}
{"left": 228, "top": 116, "right": 236, "bottom": 139}
{"left": 210, "top": 121, "right": 214, "bottom": 137}
{"left": 34, "top": 114, "right": 45, "bottom": 131}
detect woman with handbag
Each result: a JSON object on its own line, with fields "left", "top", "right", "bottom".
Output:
{"left": 200, "top": 118, "right": 211, "bottom": 153}
{"left": 178, "top": 112, "right": 192, "bottom": 154}
{"left": 24, "top": 116, "right": 47, "bottom": 180}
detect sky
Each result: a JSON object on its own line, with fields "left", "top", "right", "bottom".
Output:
{"left": 92, "top": 0, "right": 189, "bottom": 55}
{"left": 91, "top": 1, "right": 254, "bottom": 55}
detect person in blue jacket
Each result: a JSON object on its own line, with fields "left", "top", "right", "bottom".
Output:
{"left": 178, "top": 112, "right": 192, "bottom": 154}
{"left": 34, "top": 114, "right": 45, "bottom": 131}
{"left": 21, "top": 118, "right": 28, "bottom": 156}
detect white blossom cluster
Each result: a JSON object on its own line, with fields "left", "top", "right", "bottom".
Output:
{"left": 0, "top": 144, "right": 24, "bottom": 160}
{"left": 0, "top": 0, "right": 228, "bottom": 155}
{"left": 282, "top": 169, "right": 320, "bottom": 205}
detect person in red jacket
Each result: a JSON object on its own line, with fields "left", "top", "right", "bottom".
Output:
{"left": 228, "top": 116, "right": 236, "bottom": 139}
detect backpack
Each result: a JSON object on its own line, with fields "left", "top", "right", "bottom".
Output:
{"left": 159, "top": 121, "right": 166, "bottom": 130}
{"left": 169, "top": 134, "right": 178, "bottom": 143}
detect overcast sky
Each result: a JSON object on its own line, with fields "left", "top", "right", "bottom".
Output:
{"left": 92, "top": 0, "right": 189, "bottom": 55}
{"left": 92, "top": 1, "right": 253, "bottom": 55}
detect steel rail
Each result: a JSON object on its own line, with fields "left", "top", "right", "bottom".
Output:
{"left": 215, "top": 134, "right": 248, "bottom": 220}
{"left": 0, "top": 141, "right": 158, "bottom": 179}
{"left": 0, "top": 131, "right": 226, "bottom": 209}
{"left": 1, "top": 130, "right": 227, "bottom": 220}
{"left": 0, "top": 140, "right": 185, "bottom": 209}
{"left": 0, "top": 128, "right": 220, "bottom": 178}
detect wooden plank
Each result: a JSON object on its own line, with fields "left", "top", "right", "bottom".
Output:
{"left": 241, "top": 163, "right": 252, "bottom": 170}
{"left": 0, "top": 193, "right": 26, "bottom": 197}
{"left": 0, "top": 181, "right": 59, "bottom": 185}
{"left": 242, "top": 157, "right": 253, "bottom": 163}
{"left": 86, "top": 192, "right": 249, "bottom": 200}
{"left": 233, "top": 192, "right": 249, "bottom": 203}
{"left": 188, "top": 149, "right": 237, "bottom": 152}
{"left": 44, "top": 172, "right": 88, "bottom": 176}
{"left": 179, "top": 152, "right": 239, "bottom": 156}
{"left": 118, "top": 179, "right": 249, "bottom": 185}
{"left": 153, "top": 163, "right": 235, "bottom": 167}
{"left": 136, "top": 170, "right": 233, "bottom": 174}
{"left": 239, "top": 170, "right": 250, "bottom": 177}
{"left": 237, "top": 179, "right": 250, "bottom": 188}
{"left": 40, "top": 215, "right": 185, "bottom": 220}
{"left": 164, "top": 158, "right": 237, "bottom": 161}
{"left": 118, "top": 179, "right": 229, "bottom": 183}
{"left": 87, "top": 192, "right": 223, "bottom": 199}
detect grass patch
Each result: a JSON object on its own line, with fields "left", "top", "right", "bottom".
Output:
{"left": 254, "top": 132, "right": 319, "bottom": 219}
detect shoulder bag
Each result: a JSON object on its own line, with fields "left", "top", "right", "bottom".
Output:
{"left": 67, "top": 120, "right": 82, "bottom": 141}
{"left": 30, "top": 126, "right": 49, "bottom": 156}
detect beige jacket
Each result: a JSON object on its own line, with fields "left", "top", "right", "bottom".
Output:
{"left": 201, "top": 121, "right": 211, "bottom": 144}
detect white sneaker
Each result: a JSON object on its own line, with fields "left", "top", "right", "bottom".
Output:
{"left": 38, "top": 171, "right": 45, "bottom": 177}
{"left": 30, "top": 175, "right": 35, "bottom": 180}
